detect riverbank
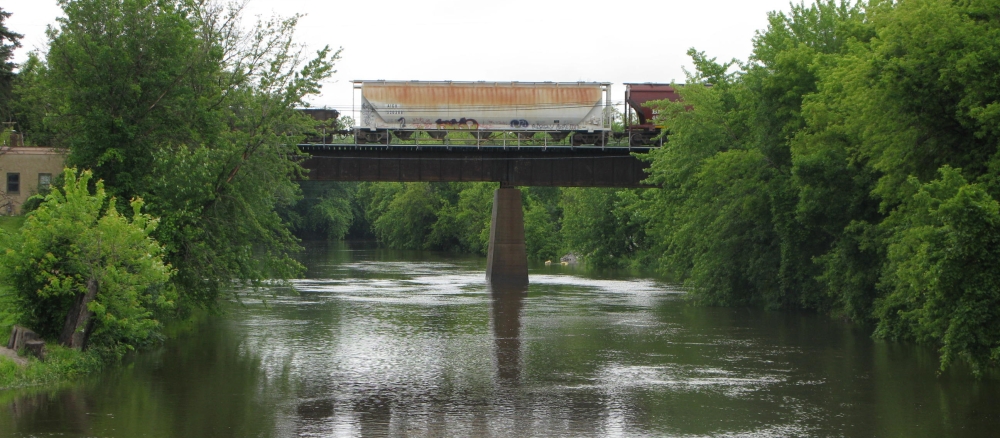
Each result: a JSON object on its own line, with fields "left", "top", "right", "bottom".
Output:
{"left": 0, "top": 289, "right": 210, "bottom": 390}
{"left": 1, "top": 215, "right": 99, "bottom": 389}
{"left": 0, "top": 346, "right": 26, "bottom": 366}
{"left": 0, "top": 342, "right": 102, "bottom": 390}
{"left": 0, "top": 313, "right": 205, "bottom": 390}
{"left": 0, "top": 283, "right": 104, "bottom": 390}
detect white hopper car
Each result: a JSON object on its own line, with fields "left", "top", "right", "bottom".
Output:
{"left": 353, "top": 80, "right": 613, "bottom": 145}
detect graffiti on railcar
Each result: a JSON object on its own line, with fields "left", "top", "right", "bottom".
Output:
{"left": 361, "top": 101, "right": 376, "bottom": 127}
{"left": 435, "top": 118, "right": 479, "bottom": 130}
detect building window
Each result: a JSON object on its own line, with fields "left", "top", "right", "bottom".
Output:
{"left": 6, "top": 173, "right": 19, "bottom": 194}
{"left": 38, "top": 173, "right": 52, "bottom": 190}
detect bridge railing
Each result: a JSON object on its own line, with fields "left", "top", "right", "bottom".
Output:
{"left": 303, "top": 129, "right": 664, "bottom": 149}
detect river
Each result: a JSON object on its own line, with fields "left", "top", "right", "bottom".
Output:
{"left": 2, "top": 240, "right": 999, "bottom": 437}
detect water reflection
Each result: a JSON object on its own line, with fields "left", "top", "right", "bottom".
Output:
{"left": 4, "top": 241, "right": 1000, "bottom": 437}
{"left": 490, "top": 284, "right": 526, "bottom": 382}
{"left": 4, "top": 389, "right": 92, "bottom": 434}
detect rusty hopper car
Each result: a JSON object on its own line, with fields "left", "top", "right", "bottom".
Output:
{"left": 622, "top": 83, "right": 684, "bottom": 146}
{"left": 354, "top": 80, "right": 613, "bottom": 146}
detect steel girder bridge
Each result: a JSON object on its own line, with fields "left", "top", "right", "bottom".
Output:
{"left": 297, "top": 143, "right": 656, "bottom": 286}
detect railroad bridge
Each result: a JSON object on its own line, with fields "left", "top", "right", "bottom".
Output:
{"left": 298, "top": 143, "right": 655, "bottom": 286}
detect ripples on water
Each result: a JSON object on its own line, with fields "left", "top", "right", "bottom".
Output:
{"left": 2, "top": 241, "right": 999, "bottom": 437}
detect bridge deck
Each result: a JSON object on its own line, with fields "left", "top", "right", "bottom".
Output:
{"left": 298, "top": 144, "right": 656, "bottom": 187}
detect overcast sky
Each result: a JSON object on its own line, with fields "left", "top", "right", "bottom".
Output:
{"left": 5, "top": 0, "right": 795, "bottom": 119}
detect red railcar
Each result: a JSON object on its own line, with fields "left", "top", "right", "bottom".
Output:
{"left": 621, "top": 83, "right": 683, "bottom": 146}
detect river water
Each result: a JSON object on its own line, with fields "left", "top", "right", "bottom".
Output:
{"left": 2, "top": 241, "right": 999, "bottom": 437}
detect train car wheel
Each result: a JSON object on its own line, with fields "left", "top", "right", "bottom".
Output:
{"left": 363, "top": 132, "right": 386, "bottom": 143}
{"left": 629, "top": 133, "right": 646, "bottom": 147}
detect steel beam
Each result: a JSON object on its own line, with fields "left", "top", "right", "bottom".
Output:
{"left": 299, "top": 145, "right": 653, "bottom": 188}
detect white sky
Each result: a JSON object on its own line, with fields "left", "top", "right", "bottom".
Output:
{"left": 5, "top": 0, "right": 794, "bottom": 119}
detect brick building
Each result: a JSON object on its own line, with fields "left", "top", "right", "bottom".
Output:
{"left": 0, "top": 147, "right": 68, "bottom": 215}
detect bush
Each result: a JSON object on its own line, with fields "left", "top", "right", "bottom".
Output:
{"left": 876, "top": 167, "right": 1000, "bottom": 374}
{"left": 0, "top": 168, "right": 175, "bottom": 359}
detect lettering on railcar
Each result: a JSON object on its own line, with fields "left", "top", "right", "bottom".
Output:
{"left": 529, "top": 123, "right": 583, "bottom": 130}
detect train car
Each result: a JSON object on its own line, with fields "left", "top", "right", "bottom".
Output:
{"left": 621, "top": 83, "right": 683, "bottom": 146}
{"left": 353, "top": 80, "right": 613, "bottom": 145}
{"left": 298, "top": 108, "right": 343, "bottom": 144}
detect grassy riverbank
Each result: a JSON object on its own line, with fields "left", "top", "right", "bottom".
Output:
{"left": 0, "top": 283, "right": 102, "bottom": 390}
{"left": 0, "top": 344, "right": 102, "bottom": 390}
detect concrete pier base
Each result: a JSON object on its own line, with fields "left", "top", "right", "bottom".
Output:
{"left": 486, "top": 187, "right": 528, "bottom": 286}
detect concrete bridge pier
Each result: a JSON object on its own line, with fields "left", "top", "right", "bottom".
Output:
{"left": 486, "top": 185, "right": 528, "bottom": 286}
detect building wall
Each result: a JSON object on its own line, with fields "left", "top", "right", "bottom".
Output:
{"left": 0, "top": 147, "right": 68, "bottom": 215}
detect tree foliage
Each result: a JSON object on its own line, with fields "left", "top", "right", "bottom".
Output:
{"left": 560, "top": 188, "right": 645, "bottom": 269}
{"left": 351, "top": 182, "right": 563, "bottom": 261}
{"left": 631, "top": 0, "right": 1000, "bottom": 373}
{"left": 282, "top": 181, "right": 355, "bottom": 240}
{"left": 0, "top": 169, "right": 174, "bottom": 357}
{"left": 0, "top": 6, "right": 22, "bottom": 124}
{"left": 876, "top": 167, "right": 1000, "bottom": 374}
{"left": 14, "top": 0, "right": 339, "bottom": 310}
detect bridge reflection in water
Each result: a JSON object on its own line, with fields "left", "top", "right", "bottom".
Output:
{"left": 490, "top": 284, "right": 527, "bottom": 382}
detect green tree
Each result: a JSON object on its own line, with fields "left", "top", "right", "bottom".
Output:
{"left": 876, "top": 167, "right": 1000, "bottom": 375}
{"left": 427, "top": 182, "right": 495, "bottom": 254}
{"left": 44, "top": 0, "right": 217, "bottom": 195}
{"left": 796, "top": 0, "right": 1000, "bottom": 340}
{"left": 638, "top": 0, "right": 1000, "bottom": 373}
{"left": 523, "top": 187, "right": 562, "bottom": 261}
{"left": 283, "top": 181, "right": 355, "bottom": 240}
{"left": 560, "top": 188, "right": 645, "bottom": 269}
{"left": 0, "top": 6, "right": 22, "bottom": 124}
{"left": 9, "top": 52, "right": 60, "bottom": 146}
{"left": 0, "top": 168, "right": 174, "bottom": 357}
{"left": 854, "top": 0, "right": 1000, "bottom": 204}
{"left": 641, "top": 1, "right": 874, "bottom": 309}
{"left": 27, "top": 0, "right": 338, "bottom": 308}
{"left": 365, "top": 182, "right": 440, "bottom": 250}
